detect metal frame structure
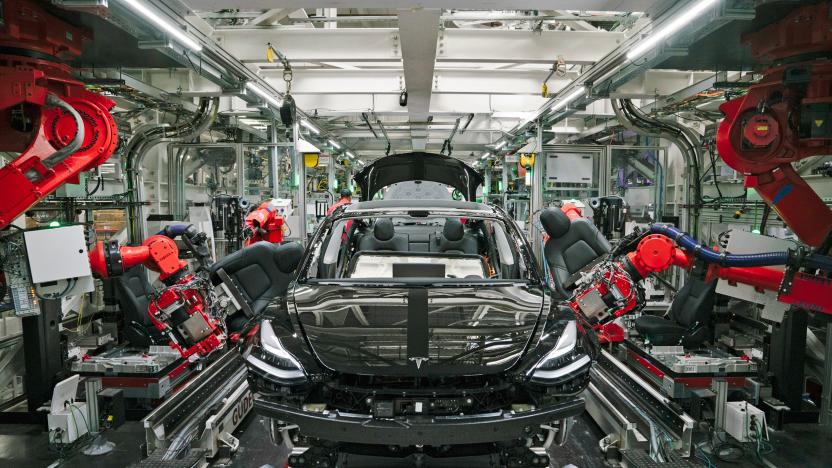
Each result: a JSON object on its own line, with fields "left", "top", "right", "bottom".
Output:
{"left": 606, "top": 145, "right": 668, "bottom": 223}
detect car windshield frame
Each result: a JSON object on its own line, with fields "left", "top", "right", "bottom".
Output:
{"left": 296, "top": 206, "right": 543, "bottom": 287}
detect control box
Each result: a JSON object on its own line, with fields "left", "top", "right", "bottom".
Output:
{"left": 23, "top": 225, "right": 94, "bottom": 299}
{"left": 724, "top": 401, "right": 768, "bottom": 443}
{"left": 48, "top": 402, "right": 89, "bottom": 444}
{"left": 97, "top": 388, "right": 125, "bottom": 429}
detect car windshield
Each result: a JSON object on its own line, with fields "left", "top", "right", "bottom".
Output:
{"left": 300, "top": 213, "right": 535, "bottom": 283}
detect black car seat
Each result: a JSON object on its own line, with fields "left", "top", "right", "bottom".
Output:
{"left": 634, "top": 276, "right": 717, "bottom": 347}
{"left": 358, "top": 218, "right": 408, "bottom": 252}
{"left": 209, "top": 241, "right": 304, "bottom": 333}
{"left": 113, "top": 266, "right": 166, "bottom": 347}
{"left": 433, "top": 218, "right": 478, "bottom": 254}
{"left": 541, "top": 208, "right": 611, "bottom": 299}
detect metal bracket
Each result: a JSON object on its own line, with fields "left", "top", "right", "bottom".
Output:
{"left": 217, "top": 431, "right": 240, "bottom": 451}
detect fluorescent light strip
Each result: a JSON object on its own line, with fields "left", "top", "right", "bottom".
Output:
{"left": 300, "top": 120, "right": 320, "bottom": 135}
{"left": 480, "top": 152, "right": 491, "bottom": 160}
{"left": 121, "top": 0, "right": 202, "bottom": 52}
{"left": 328, "top": 139, "right": 341, "bottom": 149}
{"left": 551, "top": 86, "right": 586, "bottom": 112}
{"left": 626, "top": 0, "right": 719, "bottom": 60}
{"left": 245, "top": 82, "right": 282, "bottom": 108}
{"left": 346, "top": 151, "right": 356, "bottom": 159}
{"left": 494, "top": 141, "right": 507, "bottom": 150}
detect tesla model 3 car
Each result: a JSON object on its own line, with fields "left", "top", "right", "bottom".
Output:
{"left": 244, "top": 153, "right": 593, "bottom": 466}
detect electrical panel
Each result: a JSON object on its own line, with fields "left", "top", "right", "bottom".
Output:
{"left": 724, "top": 401, "right": 768, "bottom": 443}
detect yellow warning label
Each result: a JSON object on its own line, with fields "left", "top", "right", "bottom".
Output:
{"left": 815, "top": 119, "right": 824, "bottom": 127}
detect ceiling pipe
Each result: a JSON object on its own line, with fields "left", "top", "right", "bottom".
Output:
{"left": 612, "top": 98, "right": 701, "bottom": 234}
{"left": 125, "top": 97, "right": 219, "bottom": 242}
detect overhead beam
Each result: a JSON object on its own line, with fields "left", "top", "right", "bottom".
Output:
{"left": 261, "top": 69, "right": 573, "bottom": 96}
{"left": 550, "top": 10, "right": 599, "bottom": 31}
{"left": 189, "top": 1, "right": 660, "bottom": 10}
{"left": 250, "top": 8, "right": 290, "bottom": 25}
{"left": 213, "top": 28, "right": 625, "bottom": 66}
{"left": 290, "top": 93, "right": 613, "bottom": 117}
{"left": 612, "top": 70, "right": 716, "bottom": 98}
{"left": 398, "top": 8, "right": 441, "bottom": 151}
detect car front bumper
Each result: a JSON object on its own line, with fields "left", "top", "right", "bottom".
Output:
{"left": 254, "top": 397, "right": 584, "bottom": 446}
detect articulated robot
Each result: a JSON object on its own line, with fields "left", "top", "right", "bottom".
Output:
{"left": 571, "top": 225, "right": 832, "bottom": 343}
{"left": 573, "top": 2, "right": 832, "bottom": 342}
{"left": 88, "top": 225, "right": 226, "bottom": 359}
{"left": 0, "top": 0, "right": 118, "bottom": 229}
{"left": 716, "top": 1, "right": 832, "bottom": 248}
{"left": 0, "top": 2, "right": 228, "bottom": 361}
{"left": 243, "top": 199, "right": 291, "bottom": 246}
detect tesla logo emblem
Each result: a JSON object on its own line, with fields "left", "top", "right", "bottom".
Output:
{"left": 409, "top": 357, "right": 429, "bottom": 369}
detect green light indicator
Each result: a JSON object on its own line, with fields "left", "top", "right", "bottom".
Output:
{"left": 49, "top": 221, "right": 61, "bottom": 227}
{"left": 751, "top": 229, "right": 761, "bottom": 234}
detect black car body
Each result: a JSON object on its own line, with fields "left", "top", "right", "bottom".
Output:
{"left": 244, "top": 153, "right": 592, "bottom": 460}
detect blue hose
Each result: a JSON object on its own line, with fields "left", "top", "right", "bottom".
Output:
{"left": 158, "top": 224, "right": 191, "bottom": 238}
{"left": 649, "top": 224, "right": 790, "bottom": 267}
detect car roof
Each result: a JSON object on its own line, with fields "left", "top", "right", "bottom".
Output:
{"left": 343, "top": 199, "right": 495, "bottom": 214}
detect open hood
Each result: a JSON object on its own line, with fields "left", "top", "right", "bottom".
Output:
{"left": 353, "top": 152, "right": 483, "bottom": 201}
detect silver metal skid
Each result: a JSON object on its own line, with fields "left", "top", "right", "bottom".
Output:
{"left": 584, "top": 349, "right": 695, "bottom": 458}
{"left": 140, "top": 351, "right": 253, "bottom": 467}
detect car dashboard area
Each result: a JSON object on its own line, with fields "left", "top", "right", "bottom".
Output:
{"left": 348, "top": 252, "right": 488, "bottom": 279}
{"left": 312, "top": 214, "right": 524, "bottom": 282}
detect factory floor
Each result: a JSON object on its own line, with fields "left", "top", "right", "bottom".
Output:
{"left": 0, "top": 412, "right": 829, "bottom": 467}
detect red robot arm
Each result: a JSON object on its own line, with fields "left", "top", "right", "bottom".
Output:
{"left": 88, "top": 234, "right": 224, "bottom": 359}
{"left": 623, "top": 233, "right": 832, "bottom": 315}
{"left": 571, "top": 229, "right": 832, "bottom": 343}
{"left": 244, "top": 201, "right": 286, "bottom": 245}
{"left": 88, "top": 235, "right": 187, "bottom": 281}
{"left": 715, "top": 2, "right": 832, "bottom": 247}
{"left": 0, "top": 0, "right": 118, "bottom": 229}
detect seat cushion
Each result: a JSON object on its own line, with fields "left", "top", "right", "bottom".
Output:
{"left": 542, "top": 211, "right": 611, "bottom": 299}
{"left": 210, "top": 242, "right": 304, "bottom": 316}
{"left": 113, "top": 266, "right": 167, "bottom": 347}
{"left": 358, "top": 233, "right": 409, "bottom": 252}
{"left": 670, "top": 277, "right": 717, "bottom": 329}
{"left": 433, "top": 218, "right": 478, "bottom": 254}
{"left": 358, "top": 219, "right": 409, "bottom": 252}
{"left": 634, "top": 315, "right": 688, "bottom": 346}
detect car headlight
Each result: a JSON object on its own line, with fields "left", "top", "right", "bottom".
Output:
{"left": 245, "top": 320, "right": 306, "bottom": 384}
{"left": 527, "top": 320, "right": 591, "bottom": 383}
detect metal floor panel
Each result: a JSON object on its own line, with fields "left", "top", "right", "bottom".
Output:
{"left": 136, "top": 450, "right": 204, "bottom": 468}
{"left": 622, "top": 451, "right": 699, "bottom": 468}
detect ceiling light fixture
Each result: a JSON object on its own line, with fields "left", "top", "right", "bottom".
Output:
{"left": 245, "top": 82, "right": 282, "bottom": 108}
{"left": 551, "top": 86, "right": 586, "bottom": 112}
{"left": 328, "top": 139, "right": 341, "bottom": 149}
{"left": 300, "top": 119, "right": 320, "bottom": 135}
{"left": 626, "top": 0, "right": 719, "bottom": 60}
{"left": 121, "top": 0, "right": 203, "bottom": 52}
{"left": 494, "top": 141, "right": 507, "bottom": 150}
{"left": 480, "top": 152, "right": 491, "bottom": 160}
{"left": 346, "top": 151, "right": 356, "bottom": 159}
